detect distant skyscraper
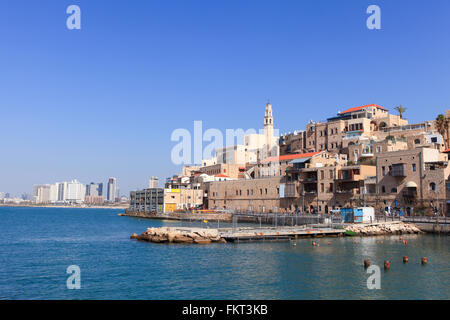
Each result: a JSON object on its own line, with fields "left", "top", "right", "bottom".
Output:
{"left": 107, "top": 178, "right": 117, "bottom": 203}
{"left": 86, "top": 182, "right": 103, "bottom": 197}
{"left": 65, "top": 179, "right": 86, "bottom": 203}
{"left": 57, "top": 182, "right": 67, "bottom": 201}
{"left": 149, "top": 176, "right": 159, "bottom": 188}
{"left": 21, "top": 193, "right": 32, "bottom": 201}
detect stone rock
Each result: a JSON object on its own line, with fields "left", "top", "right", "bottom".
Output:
{"left": 151, "top": 235, "right": 168, "bottom": 243}
{"left": 194, "top": 237, "right": 212, "bottom": 244}
{"left": 130, "top": 233, "right": 139, "bottom": 240}
{"left": 138, "top": 233, "right": 151, "bottom": 241}
{"left": 173, "top": 235, "right": 194, "bottom": 243}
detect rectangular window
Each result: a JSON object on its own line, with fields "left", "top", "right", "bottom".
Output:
{"left": 412, "top": 164, "right": 416, "bottom": 172}
{"left": 382, "top": 166, "right": 386, "bottom": 176}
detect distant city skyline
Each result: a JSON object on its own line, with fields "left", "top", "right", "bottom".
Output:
{"left": 1, "top": 0, "right": 449, "bottom": 195}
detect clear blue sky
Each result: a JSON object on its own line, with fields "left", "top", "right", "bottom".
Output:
{"left": 1, "top": 0, "right": 449, "bottom": 196}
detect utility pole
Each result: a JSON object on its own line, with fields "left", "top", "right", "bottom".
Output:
{"left": 302, "top": 190, "right": 305, "bottom": 215}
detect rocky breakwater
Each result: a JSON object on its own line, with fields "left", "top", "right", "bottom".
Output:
{"left": 130, "top": 227, "right": 227, "bottom": 244}
{"left": 345, "top": 222, "right": 423, "bottom": 236}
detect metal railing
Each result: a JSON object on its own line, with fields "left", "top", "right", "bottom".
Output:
{"left": 231, "top": 212, "right": 344, "bottom": 231}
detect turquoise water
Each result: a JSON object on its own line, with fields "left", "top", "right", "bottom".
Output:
{"left": 0, "top": 207, "right": 449, "bottom": 300}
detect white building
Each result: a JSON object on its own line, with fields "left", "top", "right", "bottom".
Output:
{"left": 49, "top": 184, "right": 59, "bottom": 202}
{"left": 33, "top": 184, "right": 52, "bottom": 203}
{"left": 149, "top": 176, "right": 159, "bottom": 188}
{"left": 65, "top": 179, "right": 86, "bottom": 203}
{"left": 107, "top": 177, "right": 117, "bottom": 202}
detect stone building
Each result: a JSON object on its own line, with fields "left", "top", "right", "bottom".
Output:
{"left": 365, "top": 148, "right": 450, "bottom": 215}
{"left": 206, "top": 177, "right": 283, "bottom": 212}
{"left": 199, "top": 163, "right": 246, "bottom": 179}
{"left": 284, "top": 164, "right": 376, "bottom": 213}
{"left": 281, "top": 104, "right": 410, "bottom": 156}
{"left": 255, "top": 151, "right": 346, "bottom": 178}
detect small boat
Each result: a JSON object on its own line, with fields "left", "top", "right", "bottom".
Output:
{"left": 344, "top": 230, "right": 359, "bottom": 236}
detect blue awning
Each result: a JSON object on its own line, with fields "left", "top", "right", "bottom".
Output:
{"left": 290, "top": 157, "right": 311, "bottom": 164}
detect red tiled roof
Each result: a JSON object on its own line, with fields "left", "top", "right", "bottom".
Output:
{"left": 215, "top": 174, "right": 229, "bottom": 178}
{"left": 339, "top": 104, "right": 387, "bottom": 115}
{"left": 443, "top": 149, "right": 450, "bottom": 153}
{"left": 262, "top": 151, "right": 321, "bottom": 163}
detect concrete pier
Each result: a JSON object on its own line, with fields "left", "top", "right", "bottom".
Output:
{"left": 219, "top": 226, "right": 345, "bottom": 242}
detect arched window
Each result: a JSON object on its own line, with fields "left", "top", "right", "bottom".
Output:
{"left": 414, "top": 139, "right": 420, "bottom": 144}
{"left": 430, "top": 183, "right": 436, "bottom": 191}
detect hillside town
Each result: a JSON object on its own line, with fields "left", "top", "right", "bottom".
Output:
{"left": 129, "top": 102, "right": 450, "bottom": 217}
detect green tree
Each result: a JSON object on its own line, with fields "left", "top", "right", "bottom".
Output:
{"left": 435, "top": 114, "right": 449, "bottom": 149}
{"left": 394, "top": 105, "right": 407, "bottom": 119}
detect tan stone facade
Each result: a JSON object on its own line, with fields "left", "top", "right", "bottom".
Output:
{"left": 206, "top": 177, "right": 283, "bottom": 212}
{"left": 256, "top": 151, "right": 345, "bottom": 178}
{"left": 366, "top": 148, "right": 450, "bottom": 215}
{"left": 199, "top": 163, "right": 245, "bottom": 179}
{"left": 284, "top": 164, "right": 376, "bottom": 213}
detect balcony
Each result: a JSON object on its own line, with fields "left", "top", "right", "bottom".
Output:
{"left": 284, "top": 183, "right": 298, "bottom": 198}
{"left": 390, "top": 164, "right": 406, "bottom": 177}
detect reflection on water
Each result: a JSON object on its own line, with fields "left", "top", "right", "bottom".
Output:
{"left": 0, "top": 207, "right": 448, "bottom": 299}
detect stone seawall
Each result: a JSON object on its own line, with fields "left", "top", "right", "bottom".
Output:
{"left": 413, "top": 222, "right": 450, "bottom": 234}
{"left": 131, "top": 227, "right": 227, "bottom": 244}
{"left": 345, "top": 222, "right": 423, "bottom": 236}
{"left": 123, "top": 210, "right": 232, "bottom": 222}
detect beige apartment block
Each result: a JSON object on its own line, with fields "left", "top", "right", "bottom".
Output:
{"left": 376, "top": 121, "right": 435, "bottom": 141}
{"left": 199, "top": 163, "right": 245, "bottom": 179}
{"left": 256, "top": 151, "right": 345, "bottom": 178}
{"left": 215, "top": 145, "right": 248, "bottom": 165}
{"left": 279, "top": 130, "right": 306, "bottom": 155}
{"left": 347, "top": 138, "right": 409, "bottom": 163}
{"left": 182, "top": 166, "right": 201, "bottom": 177}
{"left": 206, "top": 177, "right": 283, "bottom": 212}
{"left": 286, "top": 104, "right": 408, "bottom": 156}
{"left": 164, "top": 188, "right": 204, "bottom": 212}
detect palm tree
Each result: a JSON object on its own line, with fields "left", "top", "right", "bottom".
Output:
{"left": 435, "top": 114, "right": 449, "bottom": 149}
{"left": 394, "top": 105, "right": 407, "bottom": 119}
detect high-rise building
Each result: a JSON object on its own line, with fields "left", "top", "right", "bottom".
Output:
{"left": 86, "top": 182, "right": 103, "bottom": 197}
{"left": 65, "top": 179, "right": 86, "bottom": 203}
{"left": 0, "top": 192, "right": 4, "bottom": 200}
{"left": 57, "top": 182, "right": 67, "bottom": 201}
{"left": 33, "top": 185, "right": 51, "bottom": 203}
{"left": 149, "top": 176, "right": 159, "bottom": 188}
{"left": 49, "top": 184, "right": 59, "bottom": 202}
{"left": 107, "top": 177, "right": 117, "bottom": 203}
{"left": 21, "top": 193, "right": 32, "bottom": 201}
